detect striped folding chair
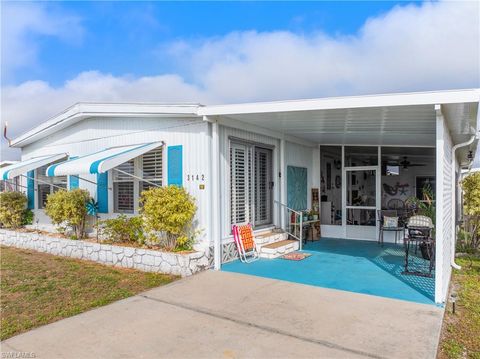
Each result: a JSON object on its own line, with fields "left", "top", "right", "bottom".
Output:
{"left": 232, "top": 224, "right": 259, "bottom": 263}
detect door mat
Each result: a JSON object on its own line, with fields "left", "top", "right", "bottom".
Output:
{"left": 280, "top": 252, "right": 312, "bottom": 261}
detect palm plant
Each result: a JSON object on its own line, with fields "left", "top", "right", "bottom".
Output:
{"left": 405, "top": 184, "right": 436, "bottom": 225}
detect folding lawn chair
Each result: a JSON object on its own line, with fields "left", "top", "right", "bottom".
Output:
{"left": 232, "top": 224, "right": 259, "bottom": 263}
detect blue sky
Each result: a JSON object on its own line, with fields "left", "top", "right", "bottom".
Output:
{"left": 5, "top": 1, "right": 419, "bottom": 86}
{"left": 1, "top": 1, "right": 479, "bottom": 163}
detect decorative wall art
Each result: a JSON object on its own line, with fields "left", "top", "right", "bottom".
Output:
{"left": 335, "top": 175, "right": 341, "bottom": 189}
{"left": 287, "top": 166, "right": 308, "bottom": 211}
{"left": 382, "top": 182, "right": 410, "bottom": 196}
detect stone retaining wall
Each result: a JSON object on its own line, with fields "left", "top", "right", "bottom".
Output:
{"left": 0, "top": 229, "right": 210, "bottom": 277}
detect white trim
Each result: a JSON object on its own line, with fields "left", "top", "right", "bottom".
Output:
{"left": 211, "top": 120, "right": 221, "bottom": 270}
{"left": 199, "top": 89, "right": 479, "bottom": 116}
{"left": 11, "top": 103, "right": 200, "bottom": 147}
{"left": 435, "top": 107, "right": 445, "bottom": 304}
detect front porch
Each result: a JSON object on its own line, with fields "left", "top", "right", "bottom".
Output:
{"left": 223, "top": 238, "right": 435, "bottom": 305}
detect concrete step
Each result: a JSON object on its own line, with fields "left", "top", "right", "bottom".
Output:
{"left": 255, "top": 231, "right": 289, "bottom": 245}
{"left": 258, "top": 239, "right": 300, "bottom": 259}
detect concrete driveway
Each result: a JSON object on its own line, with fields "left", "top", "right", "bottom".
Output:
{"left": 2, "top": 270, "right": 444, "bottom": 359}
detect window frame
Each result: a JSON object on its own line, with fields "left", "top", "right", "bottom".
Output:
{"left": 36, "top": 164, "right": 68, "bottom": 209}
{"left": 112, "top": 147, "right": 164, "bottom": 214}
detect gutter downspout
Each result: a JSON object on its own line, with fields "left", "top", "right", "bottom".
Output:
{"left": 451, "top": 133, "right": 477, "bottom": 270}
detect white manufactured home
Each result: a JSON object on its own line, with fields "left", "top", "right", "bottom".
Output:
{"left": 2, "top": 89, "right": 479, "bottom": 304}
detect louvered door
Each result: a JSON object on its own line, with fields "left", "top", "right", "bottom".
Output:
{"left": 254, "top": 147, "right": 272, "bottom": 226}
{"left": 230, "top": 142, "right": 252, "bottom": 225}
{"left": 230, "top": 140, "right": 273, "bottom": 228}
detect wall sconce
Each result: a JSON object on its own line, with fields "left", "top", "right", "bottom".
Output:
{"left": 467, "top": 151, "right": 473, "bottom": 162}
{"left": 334, "top": 160, "right": 341, "bottom": 170}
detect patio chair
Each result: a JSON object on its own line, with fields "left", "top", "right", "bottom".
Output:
{"left": 403, "top": 215, "right": 435, "bottom": 276}
{"left": 377, "top": 210, "right": 404, "bottom": 246}
{"left": 232, "top": 224, "right": 259, "bottom": 263}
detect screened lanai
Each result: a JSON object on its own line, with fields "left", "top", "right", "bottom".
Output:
{"left": 200, "top": 89, "right": 479, "bottom": 304}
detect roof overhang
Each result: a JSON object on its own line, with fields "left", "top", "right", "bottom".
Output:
{"left": 10, "top": 89, "right": 480, "bottom": 167}
{"left": 198, "top": 89, "right": 480, "bottom": 116}
{"left": 200, "top": 89, "right": 480, "bottom": 165}
{"left": 11, "top": 102, "right": 201, "bottom": 147}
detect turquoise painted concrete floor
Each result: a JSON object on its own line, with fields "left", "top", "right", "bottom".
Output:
{"left": 222, "top": 238, "right": 435, "bottom": 305}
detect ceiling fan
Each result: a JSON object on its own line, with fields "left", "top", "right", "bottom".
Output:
{"left": 399, "top": 156, "right": 426, "bottom": 169}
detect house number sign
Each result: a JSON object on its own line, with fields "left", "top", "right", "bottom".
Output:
{"left": 186, "top": 174, "right": 205, "bottom": 182}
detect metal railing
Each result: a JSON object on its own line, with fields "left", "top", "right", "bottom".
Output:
{"left": 274, "top": 200, "right": 303, "bottom": 250}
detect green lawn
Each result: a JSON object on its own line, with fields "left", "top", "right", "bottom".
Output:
{"left": 0, "top": 245, "right": 178, "bottom": 340}
{"left": 439, "top": 256, "right": 480, "bottom": 359}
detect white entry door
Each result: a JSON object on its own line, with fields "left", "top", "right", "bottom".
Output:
{"left": 344, "top": 167, "right": 379, "bottom": 240}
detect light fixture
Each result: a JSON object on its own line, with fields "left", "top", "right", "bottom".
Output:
{"left": 467, "top": 151, "right": 474, "bottom": 162}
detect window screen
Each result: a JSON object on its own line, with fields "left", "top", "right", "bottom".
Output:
{"left": 36, "top": 164, "right": 67, "bottom": 209}
{"left": 140, "top": 148, "right": 163, "bottom": 192}
{"left": 113, "top": 160, "right": 134, "bottom": 213}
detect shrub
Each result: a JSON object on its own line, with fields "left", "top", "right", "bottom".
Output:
{"left": 462, "top": 172, "right": 480, "bottom": 217}
{"left": 98, "top": 215, "right": 145, "bottom": 244}
{"left": 45, "top": 189, "right": 90, "bottom": 239}
{"left": 0, "top": 192, "right": 27, "bottom": 228}
{"left": 140, "top": 186, "right": 196, "bottom": 251}
{"left": 22, "top": 209, "right": 34, "bottom": 226}
{"left": 460, "top": 173, "right": 480, "bottom": 253}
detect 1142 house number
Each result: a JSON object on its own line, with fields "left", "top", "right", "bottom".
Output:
{"left": 186, "top": 174, "right": 205, "bottom": 182}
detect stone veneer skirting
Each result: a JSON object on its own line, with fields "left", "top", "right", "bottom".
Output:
{"left": 0, "top": 229, "right": 210, "bottom": 277}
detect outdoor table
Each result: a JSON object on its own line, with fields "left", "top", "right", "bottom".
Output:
{"left": 290, "top": 219, "right": 321, "bottom": 244}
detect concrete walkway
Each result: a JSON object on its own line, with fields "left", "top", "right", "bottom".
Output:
{"left": 2, "top": 271, "right": 444, "bottom": 359}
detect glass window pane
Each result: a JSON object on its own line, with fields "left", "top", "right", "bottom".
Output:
{"left": 320, "top": 146, "right": 342, "bottom": 225}
{"left": 345, "top": 146, "right": 378, "bottom": 167}
{"left": 114, "top": 182, "right": 134, "bottom": 213}
{"left": 346, "top": 170, "right": 376, "bottom": 207}
{"left": 347, "top": 209, "right": 376, "bottom": 226}
{"left": 38, "top": 184, "right": 50, "bottom": 209}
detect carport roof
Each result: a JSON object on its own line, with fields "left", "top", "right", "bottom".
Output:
{"left": 200, "top": 89, "right": 480, "bottom": 162}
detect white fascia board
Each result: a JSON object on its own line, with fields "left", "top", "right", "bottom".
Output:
{"left": 199, "top": 89, "right": 480, "bottom": 116}
{"left": 11, "top": 102, "right": 202, "bottom": 147}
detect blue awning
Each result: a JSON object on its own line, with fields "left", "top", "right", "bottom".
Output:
{"left": 0, "top": 154, "right": 67, "bottom": 180}
{"left": 46, "top": 142, "right": 163, "bottom": 176}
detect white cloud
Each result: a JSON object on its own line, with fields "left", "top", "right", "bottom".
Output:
{"left": 1, "top": 0, "right": 479, "bottom": 162}
{"left": 1, "top": 2, "right": 83, "bottom": 82}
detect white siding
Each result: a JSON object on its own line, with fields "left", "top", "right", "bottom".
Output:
{"left": 435, "top": 113, "right": 454, "bottom": 303}
{"left": 22, "top": 116, "right": 211, "bottom": 250}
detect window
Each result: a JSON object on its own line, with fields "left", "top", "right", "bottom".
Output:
{"left": 0, "top": 176, "right": 19, "bottom": 192}
{"left": 113, "top": 160, "right": 135, "bottom": 213}
{"left": 344, "top": 146, "right": 378, "bottom": 167}
{"left": 112, "top": 147, "right": 163, "bottom": 213}
{"left": 140, "top": 148, "right": 163, "bottom": 191}
{"left": 36, "top": 164, "right": 67, "bottom": 209}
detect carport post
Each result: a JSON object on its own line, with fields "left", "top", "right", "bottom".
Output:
{"left": 280, "top": 138, "right": 286, "bottom": 229}
{"left": 210, "top": 118, "right": 222, "bottom": 270}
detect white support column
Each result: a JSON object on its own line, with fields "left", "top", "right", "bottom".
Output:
{"left": 211, "top": 119, "right": 222, "bottom": 270}
{"left": 376, "top": 146, "right": 382, "bottom": 241}
{"left": 280, "top": 138, "right": 286, "bottom": 229}
{"left": 435, "top": 104, "right": 445, "bottom": 304}
{"left": 341, "top": 146, "right": 347, "bottom": 237}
